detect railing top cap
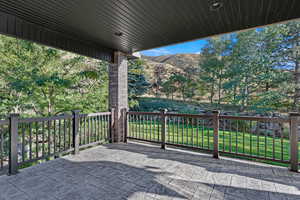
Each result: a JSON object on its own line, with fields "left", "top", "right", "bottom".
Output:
{"left": 289, "top": 112, "right": 300, "bottom": 117}
{"left": 212, "top": 110, "right": 220, "bottom": 114}
{"left": 9, "top": 113, "right": 20, "bottom": 117}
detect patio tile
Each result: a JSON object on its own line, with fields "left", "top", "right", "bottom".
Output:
{"left": 0, "top": 142, "right": 300, "bottom": 200}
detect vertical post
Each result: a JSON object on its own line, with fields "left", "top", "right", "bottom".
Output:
{"left": 109, "top": 108, "right": 115, "bottom": 143}
{"left": 212, "top": 110, "right": 220, "bottom": 159}
{"left": 109, "top": 51, "right": 128, "bottom": 143}
{"left": 72, "top": 110, "right": 80, "bottom": 155}
{"left": 122, "top": 108, "right": 128, "bottom": 143}
{"left": 289, "top": 112, "right": 299, "bottom": 172}
{"left": 9, "top": 114, "right": 19, "bottom": 175}
{"left": 160, "top": 109, "right": 167, "bottom": 149}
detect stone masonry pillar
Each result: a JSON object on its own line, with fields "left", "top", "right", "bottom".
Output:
{"left": 109, "top": 51, "right": 128, "bottom": 142}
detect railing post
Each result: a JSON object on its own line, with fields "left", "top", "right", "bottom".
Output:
{"left": 110, "top": 108, "right": 115, "bottom": 143}
{"left": 72, "top": 110, "right": 80, "bottom": 155}
{"left": 122, "top": 108, "right": 128, "bottom": 143}
{"left": 212, "top": 110, "right": 220, "bottom": 159}
{"left": 9, "top": 113, "right": 19, "bottom": 175}
{"left": 289, "top": 112, "right": 299, "bottom": 172}
{"left": 160, "top": 109, "right": 167, "bottom": 150}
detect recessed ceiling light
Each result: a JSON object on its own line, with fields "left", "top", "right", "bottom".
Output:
{"left": 210, "top": 1, "right": 223, "bottom": 11}
{"left": 114, "top": 32, "right": 123, "bottom": 37}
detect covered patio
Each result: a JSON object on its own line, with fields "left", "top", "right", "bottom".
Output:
{"left": 1, "top": 142, "right": 300, "bottom": 200}
{"left": 1, "top": 1, "right": 300, "bottom": 200}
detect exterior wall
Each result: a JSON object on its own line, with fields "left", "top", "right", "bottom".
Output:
{"left": 109, "top": 51, "right": 128, "bottom": 142}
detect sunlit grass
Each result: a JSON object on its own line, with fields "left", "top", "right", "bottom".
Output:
{"left": 128, "top": 121, "right": 294, "bottom": 167}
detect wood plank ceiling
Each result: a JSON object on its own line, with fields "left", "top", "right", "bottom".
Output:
{"left": 0, "top": 0, "right": 299, "bottom": 61}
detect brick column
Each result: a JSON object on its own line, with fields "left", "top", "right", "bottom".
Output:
{"left": 109, "top": 51, "right": 128, "bottom": 142}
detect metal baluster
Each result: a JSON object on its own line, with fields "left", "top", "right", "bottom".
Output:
{"left": 202, "top": 119, "right": 204, "bottom": 148}
{"left": 265, "top": 121, "right": 268, "bottom": 158}
{"left": 236, "top": 120, "right": 238, "bottom": 154}
{"left": 272, "top": 128, "right": 275, "bottom": 160}
{"left": 208, "top": 120, "right": 210, "bottom": 150}
{"left": 172, "top": 116, "right": 175, "bottom": 144}
{"left": 250, "top": 121, "right": 252, "bottom": 156}
{"left": 191, "top": 118, "right": 194, "bottom": 147}
{"left": 168, "top": 117, "right": 170, "bottom": 143}
{"left": 53, "top": 120, "right": 56, "bottom": 156}
{"left": 181, "top": 118, "right": 184, "bottom": 145}
{"left": 223, "top": 120, "right": 225, "bottom": 152}
{"left": 243, "top": 121, "right": 245, "bottom": 154}
{"left": 150, "top": 115, "right": 152, "bottom": 141}
{"left": 48, "top": 121, "right": 51, "bottom": 155}
{"left": 36, "top": 122, "right": 39, "bottom": 158}
{"left": 84, "top": 116, "right": 86, "bottom": 145}
{"left": 157, "top": 116, "right": 160, "bottom": 141}
{"left": 281, "top": 125, "right": 284, "bottom": 161}
{"left": 99, "top": 115, "right": 102, "bottom": 140}
{"left": 186, "top": 118, "right": 189, "bottom": 146}
{"left": 177, "top": 117, "right": 179, "bottom": 144}
{"left": 64, "top": 119, "right": 66, "bottom": 150}
{"left": 196, "top": 118, "right": 199, "bottom": 148}
{"left": 257, "top": 121, "right": 260, "bottom": 157}
{"left": 229, "top": 120, "right": 231, "bottom": 152}
{"left": 97, "top": 115, "right": 100, "bottom": 141}
{"left": 104, "top": 115, "right": 107, "bottom": 140}
{"left": 29, "top": 123, "right": 32, "bottom": 160}
{"left": 42, "top": 121, "right": 45, "bottom": 157}
{"left": 22, "top": 124, "right": 25, "bottom": 162}
{"left": 88, "top": 117, "right": 90, "bottom": 144}
{"left": 69, "top": 119, "right": 72, "bottom": 149}
{"left": 0, "top": 129, "right": 3, "bottom": 168}
{"left": 58, "top": 120, "right": 61, "bottom": 153}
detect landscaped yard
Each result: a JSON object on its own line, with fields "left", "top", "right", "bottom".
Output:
{"left": 128, "top": 120, "right": 294, "bottom": 166}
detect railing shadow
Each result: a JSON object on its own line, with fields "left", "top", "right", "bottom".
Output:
{"left": 1, "top": 142, "right": 300, "bottom": 199}
{"left": 104, "top": 142, "right": 300, "bottom": 191}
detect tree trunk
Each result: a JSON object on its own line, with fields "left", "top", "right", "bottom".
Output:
{"left": 210, "top": 82, "right": 215, "bottom": 104}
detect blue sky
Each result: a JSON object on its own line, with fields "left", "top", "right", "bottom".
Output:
{"left": 140, "top": 39, "right": 208, "bottom": 56}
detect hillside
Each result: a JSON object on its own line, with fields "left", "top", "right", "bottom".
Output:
{"left": 142, "top": 53, "right": 200, "bottom": 70}
{"left": 141, "top": 53, "right": 201, "bottom": 96}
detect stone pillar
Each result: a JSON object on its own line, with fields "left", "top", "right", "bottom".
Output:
{"left": 109, "top": 51, "right": 128, "bottom": 142}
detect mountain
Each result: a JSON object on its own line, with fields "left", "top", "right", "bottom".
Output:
{"left": 141, "top": 53, "right": 201, "bottom": 96}
{"left": 142, "top": 53, "right": 200, "bottom": 70}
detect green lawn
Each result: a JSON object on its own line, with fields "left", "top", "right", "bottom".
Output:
{"left": 128, "top": 120, "right": 294, "bottom": 166}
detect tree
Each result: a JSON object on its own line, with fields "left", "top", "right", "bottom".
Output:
{"left": 199, "top": 37, "right": 230, "bottom": 105}
{"left": 0, "top": 36, "right": 109, "bottom": 117}
{"left": 273, "top": 21, "right": 300, "bottom": 111}
{"left": 128, "top": 59, "right": 150, "bottom": 107}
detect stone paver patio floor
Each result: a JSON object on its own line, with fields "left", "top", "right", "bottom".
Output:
{"left": 1, "top": 142, "right": 300, "bottom": 200}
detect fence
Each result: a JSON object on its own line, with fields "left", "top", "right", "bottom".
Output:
{"left": 1, "top": 109, "right": 299, "bottom": 175}
{"left": 0, "top": 111, "right": 111, "bottom": 175}
{"left": 127, "top": 111, "right": 300, "bottom": 172}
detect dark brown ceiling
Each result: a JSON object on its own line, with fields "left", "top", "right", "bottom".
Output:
{"left": 0, "top": 0, "right": 299, "bottom": 61}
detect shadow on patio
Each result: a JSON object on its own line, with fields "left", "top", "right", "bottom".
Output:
{"left": 0, "top": 142, "right": 299, "bottom": 200}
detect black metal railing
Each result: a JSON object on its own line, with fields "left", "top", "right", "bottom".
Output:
{"left": 127, "top": 111, "right": 299, "bottom": 172}
{"left": 1, "top": 109, "right": 299, "bottom": 175}
{"left": 0, "top": 111, "right": 111, "bottom": 175}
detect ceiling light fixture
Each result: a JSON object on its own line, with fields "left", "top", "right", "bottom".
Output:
{"left": 210, "top": 1, "right": 223, "bottom": 11}
{"left": 114, "top": 32, "right": 123, "bottom": 37}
